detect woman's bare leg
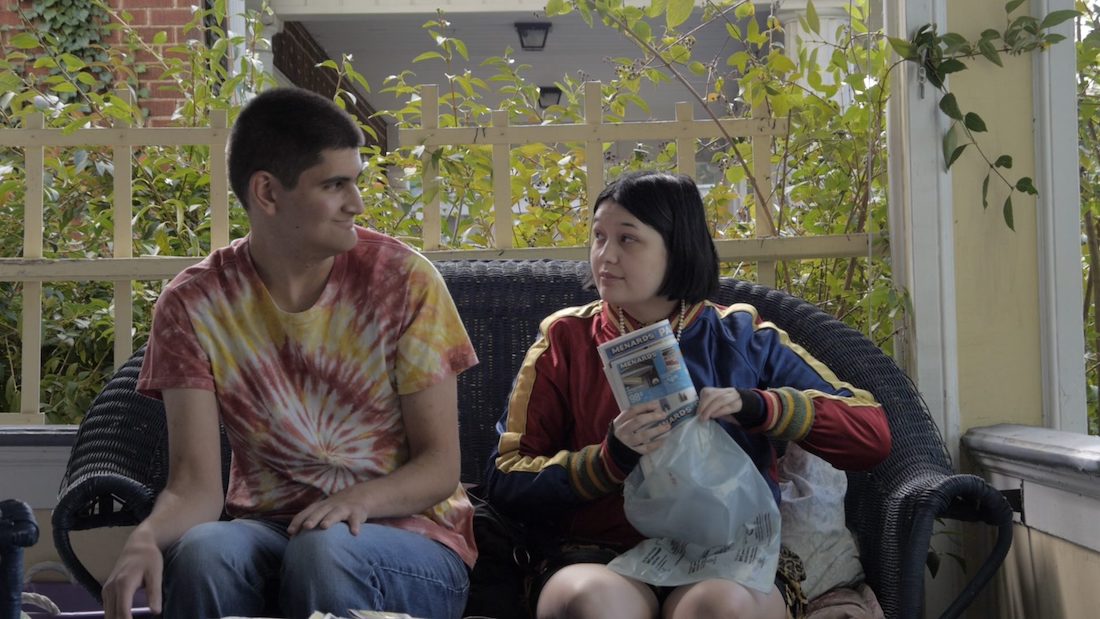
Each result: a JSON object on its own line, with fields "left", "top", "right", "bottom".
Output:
{"left": 536, "top": 563, "right": 659, "bottom": 619}
{"left": 663, "top": 579, "right": 786, "bottom": 619}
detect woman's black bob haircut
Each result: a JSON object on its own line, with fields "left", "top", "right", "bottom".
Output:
{"left": 588, "top": 170, "right": 719, "bottom": 303}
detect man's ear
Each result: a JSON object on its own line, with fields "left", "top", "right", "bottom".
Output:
{"left": 249, "top": 171, "right": 280, "bottom": 216}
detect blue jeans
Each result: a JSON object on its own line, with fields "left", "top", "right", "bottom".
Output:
{"left": 162, "top": 519, "right": 468, "bottom": 619}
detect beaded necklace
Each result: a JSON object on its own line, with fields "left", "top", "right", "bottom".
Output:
{"left": 616, "top": 300, "right": 688, "bottom": 340}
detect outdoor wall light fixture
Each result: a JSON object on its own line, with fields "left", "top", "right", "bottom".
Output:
{"left": 515, "top": 22, "right": 551, "bottom": 51}
{"left": 538, "top": 86, "right": 563, "bottom": 109}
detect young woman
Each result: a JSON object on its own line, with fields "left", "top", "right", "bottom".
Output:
{"left": 484, "top": 171, "right": 892, "bottom": 619}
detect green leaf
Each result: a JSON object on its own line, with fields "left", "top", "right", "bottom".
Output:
{"left": 578, "top": 0, "right": 593, "bottom": 26}
{"left": 647, "top": 0, "right": 668, "bottom": 19}
{"left": 1040, "top": 10, "right": 1079, "bottom": 29}
{"left": 964, "top": 112, "right": 987, "bottom": 132}
{"left": 1003, "top": 196, "right": 1015, "bottom": 230}
{"left": 1006, "top": 0, "right": 1027, "bottom": 15}
{"left": 153, "top": 31, "right": 168, "bottom": 45}
{"left": 412, "top": 51, "right": 444, "bottom": 63}
{"left": 805, "top": 0, "right": 820, "bottom": 34}
{"left": 10, "top": 33, "right": 40, "bottom": 49}
{"left": 545, "top": 0, "right": 569, "bottom": 16}
{"left": 50, "top": 81, "right": 77, "bottom": 94}
{"left": 943, "top": 125, "right": 959, "bottom": 167}
{"left": 688, "top": 61, "right": 707, "bottom": 76}
{"left": 727, "top": 51, "right": 750, "bottom": 72}
{"left": 452, "top": 39, "right": 469, "bottom": 61}
{"left": 888, "top": 36, "right": 913, "bottom": 59}
{"left": 1016, "top": 176, "right": 1038, "bottom": 195}
{"left": 979, "top": 40, "right": 1003, "bottom": 67}
{"left": 994, "top": 155, "right": 1013, "bottom": 169}
{"left": 947, "top": 144, "right": 968, "bottom": 167}
{"left": 59, "top": 53, "right": 85, "bottom": 71}
{"left": 939, "top": 93, "right": 963, "bottom": 120}
{"left": 982, "top": 174, "right": 991, "bottom": 209}
{"left": 667, "top": 0, "right": 693, "bottom": 29}
{"left": 927, "top": 550, "right": 941, "bottom": 578}
{"left": 938, "top": 59, "right": 967, "bottom": 74}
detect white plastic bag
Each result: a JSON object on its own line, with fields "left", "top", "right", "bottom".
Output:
{"left": 778, "top": 443, "right": 864, "bottom": 599}
{"left": 608, "top": 419, "right": 781, "bottom": 591}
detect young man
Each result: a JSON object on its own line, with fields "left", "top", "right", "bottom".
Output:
{"left": 101, "top": 87, "right": 478, "bottom": 619}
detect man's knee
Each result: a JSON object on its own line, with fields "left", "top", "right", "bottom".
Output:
{"left": 165, "top": 522, "right": 240, "bottom": 572}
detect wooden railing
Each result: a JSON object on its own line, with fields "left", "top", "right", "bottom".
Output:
{"left": 0, "top": 82, "right": 883, "bottom": 422}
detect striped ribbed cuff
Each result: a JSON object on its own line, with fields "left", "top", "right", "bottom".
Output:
{"left": 566, "top": 443, "right": 624, "bottom": 500}
{"left": 759, "top": 386, "right": 815, "bottom": 441}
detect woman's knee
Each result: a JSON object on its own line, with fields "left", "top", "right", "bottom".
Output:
{"left": 664, "top": 580, "right": 785, "bottom": 619}
{"left": 537, "top": 564, "right": 657, "bottom": 619}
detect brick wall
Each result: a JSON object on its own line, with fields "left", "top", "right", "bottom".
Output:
{"left": 0, "top": 0, "right": 192, "bottom": 126}
{"left": 111, "top": 0, "right": 194, "bottom": 126}
{"left": 0, "top": 2, "right": 383, "bottom": 141}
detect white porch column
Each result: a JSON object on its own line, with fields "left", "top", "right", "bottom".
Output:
{"left": 883, "top": 0, "right": 961, "bottom": 466}
{"left": 1031, "top": 0, "right": 1087, "bottom": 433}
{"left": 774, "top": 0, "right": 855, "bottom": 109}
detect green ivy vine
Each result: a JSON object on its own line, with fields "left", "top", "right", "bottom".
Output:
{"left": 889, "top": 0, "right": 1079, "bottom": 229}
{"left": 12, "top": 0, "right": 114, "bottom": 99}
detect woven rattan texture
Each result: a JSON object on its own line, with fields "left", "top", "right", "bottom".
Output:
{"left": 51, "top": 259, "right": 1010, "bottom": 618}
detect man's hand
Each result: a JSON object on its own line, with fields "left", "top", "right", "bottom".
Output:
{"left": 102, "top": 529, "right": 163, "bottom": 619}
{"left": 288, "top": 484, "right": 370, "bottom": 536}
{"left": 612, "top": 402, "right": 671, "bottom": 455}
{"left": 695, "top": 387, "right": 744, "bottom": 422}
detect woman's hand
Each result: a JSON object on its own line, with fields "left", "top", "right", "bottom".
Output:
{"left": 612, "top": 402, "right": 671, "bottom": 455}
{"left": 696, "top": 387, "right": 744, "bottom": 422}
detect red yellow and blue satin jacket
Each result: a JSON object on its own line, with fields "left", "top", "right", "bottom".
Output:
{"left": 484, "top": 299, "right": 891, "bottom": 549}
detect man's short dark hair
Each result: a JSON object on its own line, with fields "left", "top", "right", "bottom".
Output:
{"left": 590, "top": 170, "right": 719, "bottom": 303}
{"left": 227, "top": 87, "right": 364, "bottom": 209}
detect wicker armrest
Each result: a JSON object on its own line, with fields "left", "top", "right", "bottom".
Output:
{"left": 51, "top": 347, "right": 169, "bottom": 603}
{"left": 891, "top": 472, "right": 1013, "bottom": 619}
{"left": 714, "top": 279, "right": 1012, "bottom": 619}
{"left": 52, "top": 473, "right": 157, "bottom": 602}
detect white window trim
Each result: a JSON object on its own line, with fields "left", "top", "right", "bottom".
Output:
{"left": 1031, "top": 0, "right": 1087, "bottom": 433}
{"left": 885, "top": 0, "right": 962, "bottom": 464}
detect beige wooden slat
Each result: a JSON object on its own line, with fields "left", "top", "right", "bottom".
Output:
{"left": 20, "top": 112, "right": 44, "bottom": 421}
{"left": 420, "top": 85, "right": 441, "bottom": 250}
{"left": 0, "top": 257, "right": 203, "bottom": 282}
{"left": 584, "top": 81, "right": 603, "bottom": 230}
{"left": 209, "top": 109, "right": 230, "bottom": 249}
{"left": 752, "top": 104, "right": 777, "bottom": 287}
{"left": 0, "top": 413, "right": 46, "bottom": 424}
{"left": 491, "top": 110, "right": 512, "bottom": 249}
{"left": 675, "top": 102, "right": 696, "bottom": 178}
{"left": 395, "top": 116, "right": 788, "bottom": 147}
{"left": 0, "top": 126, "right": 227, "bottom": 147}
{"left": 0, "top": 233, "right": 884, "bottom": 285}
{"left": 113, "top": 89, "right": 134, "bottom": 370}
{"left": 420, "top": 233, "right": 883, "bottom": 263}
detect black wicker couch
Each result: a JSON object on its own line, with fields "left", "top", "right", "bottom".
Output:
{"left": 52, "top": 259, "right": 1013, "bottom": 619}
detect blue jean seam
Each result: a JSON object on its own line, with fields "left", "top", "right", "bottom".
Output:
{"left": 373, "top": 562, "right": 469, "bottom": 596}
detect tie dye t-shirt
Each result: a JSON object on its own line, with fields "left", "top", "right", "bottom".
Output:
{"left": 137, "top": 226, "right": 479, "bottom": 566}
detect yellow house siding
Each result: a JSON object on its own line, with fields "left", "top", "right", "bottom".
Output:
{"left": 949, "top": 0, "right": 1043, "bottom": 432}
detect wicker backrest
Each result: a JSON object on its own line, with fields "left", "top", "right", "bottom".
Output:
{"left": 437, "top": 260, "right": 598, "bottom": 485}
{"left": 58, "top": 348, "right": 231, "bottom": 525}
{"left": 58, "top": 349, "right": 171, "bottom": 520}
{"left": 438, "top": 260, "right": 953, "bottom": 602}
{"left": 711, "top": 277, "right": 953, "bottom": 599}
